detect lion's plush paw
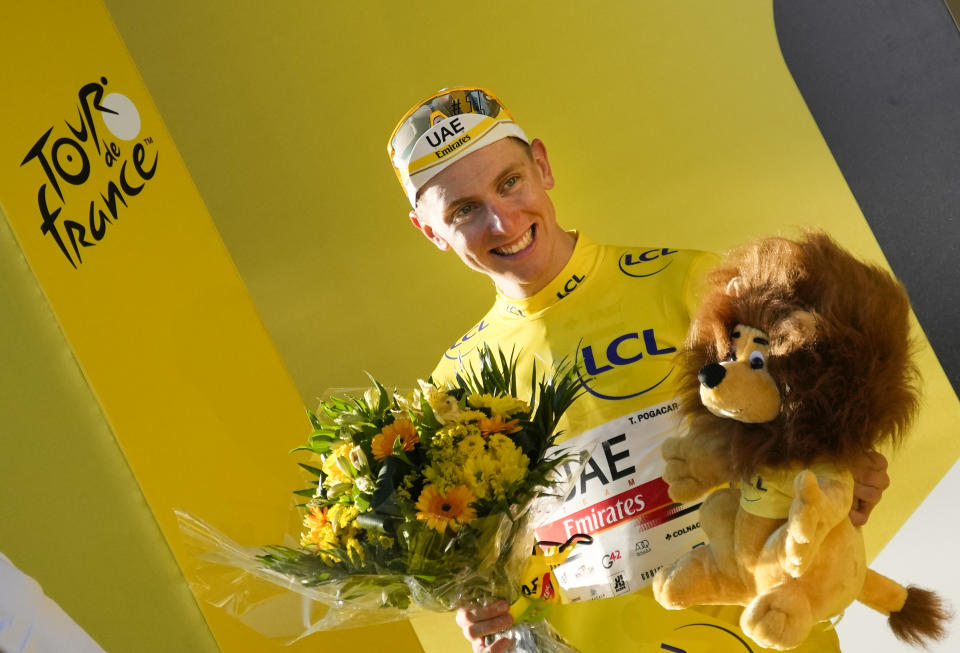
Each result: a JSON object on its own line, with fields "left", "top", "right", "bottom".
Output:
{"left": 783, "top": 471, "right": 826, "bottom": 577}
{"left": 661, "top": 436, "right": 711, "bottom": 502}
{"left": 652, "top": 562, "right": 690, "bottom": 610}
{"left": 741, "top": 588, "right": 814, "bottom": 651}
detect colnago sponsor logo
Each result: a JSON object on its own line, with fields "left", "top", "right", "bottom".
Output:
{"left": 665, "top": 522, "right": 701, "bottom": 540}
{"left": 443, "top": 319, "right": 489, "bottom": 360}
{"left": 576, "top": 329, "right": 677, "bottom": 400}
{"left": 20, "top": 76, "right": 159, "bottom": 268}
{"left": 618, "top": 247, "right": 678, "bottom": 278}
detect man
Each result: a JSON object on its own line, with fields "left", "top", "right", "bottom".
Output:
{"left": 388, "top": 87, "right": 890, "bottom": 653}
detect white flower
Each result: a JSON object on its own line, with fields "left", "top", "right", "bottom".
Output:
{"left": 348, "top": 445, "right": 369, "bottom": 473}
{"left": 364, "top": 386, "right": 382, "bottom": 410}
{"left": 418, "top": 380, "right": 460, "bottom": 424}
{"left": 394, "top": 390, "right": 419, "bottom": 415}
{"left": 355, "top": 476, "right": 375, "bottom": 493}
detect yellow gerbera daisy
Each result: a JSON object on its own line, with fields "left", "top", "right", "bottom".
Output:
{"left": 467, "top": 394, "right": 530, "bottom": 418}
{"left": 478, "top": 414, "right": 522, "bottom": 436}
{"left": 371, "top": 417, "right": 420, "bottom": 460}
{"left": 415, "top": 484, "right": 477, "bottom": 533}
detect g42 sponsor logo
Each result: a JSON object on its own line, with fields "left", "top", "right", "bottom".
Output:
{"left": 443, "top": 319, "right": 489, "bottom": 360}
{"left": 20, "top": 76, "right": 159, "bottom": 268}
{"left": 601, "top": 549, "right": 622, "bottom": 569}
{"left": 576, "top": 328, "right": 677, "bottom": 400}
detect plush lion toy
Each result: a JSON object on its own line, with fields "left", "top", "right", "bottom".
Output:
{"left": 652, "top": 232, "right": 949, "bottom": 650}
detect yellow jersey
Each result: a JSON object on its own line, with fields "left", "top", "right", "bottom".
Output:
{"left": 424, "top": 233, "right": 841, "bottom": 653}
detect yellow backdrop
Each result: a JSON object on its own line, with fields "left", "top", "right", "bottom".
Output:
{"left": 1, "top": 1, "right": 956, "bottom": 652}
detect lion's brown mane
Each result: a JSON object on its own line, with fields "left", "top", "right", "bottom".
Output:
{"left": 679, "top": 232, "right": 920, "bottom": 476}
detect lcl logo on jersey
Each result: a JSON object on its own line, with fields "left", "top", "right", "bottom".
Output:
{"left": 556, "top": 273, "right": 585, "bottom": 300}
{"left": 618, "top": 248, "right": 678, "bottom": 278}
{"left": 576, "top": 328, "right": 677, "bottom": 400}
{"left": 443, "top": 319, "right": 489, "bottom": 360}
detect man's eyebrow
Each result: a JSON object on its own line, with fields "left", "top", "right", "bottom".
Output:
{"left": 493, "top": 162, "right": 521, "bottom": 184}
{"left": 445, "top": 163, "right": 522, "bottom": 213}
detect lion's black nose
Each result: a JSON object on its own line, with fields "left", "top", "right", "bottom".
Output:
{"left": 698, "top": 363, "right": 726, "bottom": 389}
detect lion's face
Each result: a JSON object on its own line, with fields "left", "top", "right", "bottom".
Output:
{"left": 679, "top": 232, "right": 918, "bottom": 474}
{"left": 698, "top": 324, "right": 780, "bottom": 423}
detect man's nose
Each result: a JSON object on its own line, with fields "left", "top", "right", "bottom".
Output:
{"left": 487, "top": 201, "right": 519, "bottom": 234}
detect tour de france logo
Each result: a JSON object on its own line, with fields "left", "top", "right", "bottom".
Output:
{"left": 19, "top": 76, "right": 159, "bottom": 269}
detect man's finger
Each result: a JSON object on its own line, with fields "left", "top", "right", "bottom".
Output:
{"left": 850, "top": 498, "right": 871, "bottom": 526}
{"left": 853, "top": 481, "right": 883, "bottom": 505}
{"left": 862, "top": 449, "right": 889, "bottom": 472}
{"left": 466, "top": 614, "right": 514, "bottom": 640}
{"left": 482, "top": 638, "right": 513, "bottom": 653}
{"left": 458, "top": 600, "right": 510, "bottom": 623}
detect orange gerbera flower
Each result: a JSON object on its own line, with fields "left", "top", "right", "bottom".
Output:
{"left": 371, "top": 417, "right": 420, "bottom": 461}
{"left": 478, "top": 414, "right": 522, "bottom": 436}
{"left": 415, "top": 484, "right": 477, "bottom": 533}
{"left": 300, "top": 506, "right": 336, "bottom": 552}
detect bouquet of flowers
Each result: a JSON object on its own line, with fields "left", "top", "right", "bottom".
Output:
{"left": 178, "top": 346, "right": 589, "bottom": 651}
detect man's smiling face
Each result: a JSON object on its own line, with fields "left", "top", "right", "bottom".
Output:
{"left": 410, "top": 137, "right": 574, "bottom": 298}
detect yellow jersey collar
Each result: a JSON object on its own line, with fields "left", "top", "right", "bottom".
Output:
{"left": 494, "top": 231, "right": 600, "bottom": 319}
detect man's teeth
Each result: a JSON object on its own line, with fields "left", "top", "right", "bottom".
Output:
{"left": 494, "top": 227, "right": 534, "bottom": 255}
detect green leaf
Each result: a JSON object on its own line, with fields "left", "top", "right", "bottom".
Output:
{"left": 309, "top": 440, "right": 333, "bottom": 455}
{"left": 294, "top": 488, "right": 317, "bottom": 498}
{"left": 354, "top": 494, "right": 371, "bottom": 512}
{"left": 298, "top": 462, "right": 325, "bottom": 477}
{"left": 306, "top": 408, "right": 323, "bottom": 431}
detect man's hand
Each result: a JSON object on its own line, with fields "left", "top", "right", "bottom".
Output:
{"left": 455, "top": 600, "right": 513, "bottom": 653}
{"left": 849, "top": 449, "right": 890, "bottom": 526}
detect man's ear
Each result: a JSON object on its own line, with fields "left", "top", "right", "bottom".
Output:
{"left": 409, "top": 210, "right": 450, "bottom": 251}
{"left": 530, "top": 138, "right": 555, "bottom": 190}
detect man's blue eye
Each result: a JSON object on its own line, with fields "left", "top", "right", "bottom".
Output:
{"left": 453, "top": 204, "right": 474, "bottom": 221}
{"left": 504, "top": 176, "right": 518, "bottom": 189}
